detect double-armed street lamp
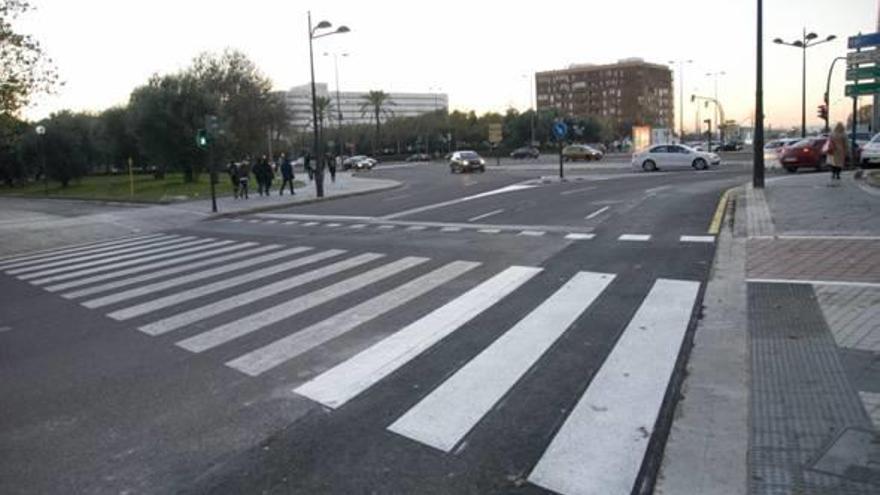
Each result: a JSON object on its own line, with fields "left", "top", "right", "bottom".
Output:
{"left": 773, "top": 28, "right": 836, "bottom": 138}
{"left": 308, "top": 11, "right": 350, "bottom": 198}
{"left": 324, "top": 51, "right": 349, "bottom": 157}
{"left": 669, "top": 59, "right": 693, "bottom": 142}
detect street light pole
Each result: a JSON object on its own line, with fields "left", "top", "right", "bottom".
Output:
{"left": 307, "top": 12, "right": 350, "bottom": 198}
{"left": 35, "top": 125, "right": 47, "bottom": 195}
{"left": 774, "top": 29, "right": 836, "bottom": 138}
{"left": 706, "top": 70, "right": 725, "bottom": 141}
{"left": 670, "top": 60, "right": 693, "bottom": 142}
{"left": 754, "top": 0, "right": 765, "bottom": 188}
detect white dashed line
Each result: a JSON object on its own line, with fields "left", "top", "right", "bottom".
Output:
{"left": 680, "top": 235, "right": 715, "bottom": 243}
{"left": 407, "top": 226, "right": 427, "bottom": 231}
{"left": 284, "top": 221, "right": 298, "bottom": 225}
{"left": 618, "top": 234, "right": 651, "bottom": 242}
{"left": 519, "top": 231, "right": 545, "bottom": 237}
{"left": 248, "top": 219, "right": 261, "bottom": 223}
{"left": 478, "top": 229, "right": 501, "bottom": 234}
{"left": 302, "top": 222, "right": 320, "bottom": 227}
{"left": 441, "top": 227, "right": 462, "bottom": 232}
{"left": 377, "top": 225, "right": 395, "bottom": 230}
{"left": 325, "top": 223, "right": 342, "bottom": 228}
{"left": 565, "top": 233, "right": 595, "bottom": 241}
{"left": 349, "top": 224, "right": 367, "bottom": 229}
{"left": 265, "top": 220, "right": 278, "bottom": 224}
{"left": 585, "top": 206, "right": 610, "bottom": 220}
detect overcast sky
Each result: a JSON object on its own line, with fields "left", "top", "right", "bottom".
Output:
{"left": 17, "top": 0, "right": 878, "bottom": 132}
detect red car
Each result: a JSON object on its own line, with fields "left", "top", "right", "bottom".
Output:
{"left": 779, "top": 137, "right": 828, "bottom": 172}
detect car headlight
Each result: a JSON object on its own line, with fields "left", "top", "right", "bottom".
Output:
{"left": 479, "top": 159, "right": 486, "bottom": 165}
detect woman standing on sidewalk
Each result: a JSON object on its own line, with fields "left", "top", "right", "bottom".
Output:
{"left": 828, "top": 122, "right": 848, "bottom": 184}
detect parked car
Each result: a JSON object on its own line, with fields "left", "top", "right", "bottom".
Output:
{"left": 342, "top": 155, "right": 376, "bottom": 170}
{"left": 631, "top": 144, "right": 721, "bottom": 172}
{"left": 448, "top": 150, "right": 486, "bottom": 173}
{"left": 405, "top": 153, "right": 430, "bottom": 162}
{"left": 779, "top": 137, "right": 828, "bottom": 172}
{"left": 712, "top": 141, "right": 742, "bottom": 152}
{"left": 562, "top": 144, "right": 603, "bottom": 161}
{"left": 859, "top": 133, "right": 880, "bottom": 167}
{"left": 510, "top": 146, "right": 540, "bottom": 159}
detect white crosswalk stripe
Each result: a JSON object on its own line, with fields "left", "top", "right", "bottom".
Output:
{"left": 227, "top": 260, "right": 481, "bottom": 376}
{"left": 29, "top": 238, "right": 227, "bottom": 286}
{"left": 106, "top": 248, "right": 340, "bottom": 321}
{"left": 49, "top": 242, "right": 264, "bottom": 294}
{"left": 3, "top": 234, "right": 176, "bottom": 273}
{"left": 0, "top": 233, "right": 167, "bottom": 270}
{"left": 177, "top": 256, "right": 428, "bottom": 352}
{"left": 388, "top": 271, "right": 615, "bottom": 452}
{"left": 527, "top": 278, "right": 700, "bottom": 495}
{"left": 136, "top": 252, "right": 381, "bottom": 336}
{"left": 13, "top": 236, "right": 194, "bottom": 278}
{"left": 294, "top": 266, "right": 542, "bottom": 409}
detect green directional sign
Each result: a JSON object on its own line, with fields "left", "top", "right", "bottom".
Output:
{"left": 847, "top": 66, "right": 880, "bottom": 81}
{"left": 845, "top": 82, "right": 880, "bottom": 96}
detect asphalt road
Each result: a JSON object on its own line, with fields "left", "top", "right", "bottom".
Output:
{"left": 0, "top": 160, "right": 750, "bottom": 494}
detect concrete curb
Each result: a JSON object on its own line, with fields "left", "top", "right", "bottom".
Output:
{"left": 207, "top": 180, "right": 403, "bottom": 219}
{"left": 655, "top": 187, "right": 749, "bottom": 495}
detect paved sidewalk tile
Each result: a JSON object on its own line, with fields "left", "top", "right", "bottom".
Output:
{"left": 815, "top": 285, "right": 880, "bottom": 352}
{"left": 747, "top": 238, "right": 880, "bottom": 284}
{"left": 746, "top": 186, "right": 775, "bottom": 237}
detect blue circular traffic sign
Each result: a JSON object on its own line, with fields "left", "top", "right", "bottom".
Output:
{"left": 553, "top": 122, "right": 568, "bottom": 139}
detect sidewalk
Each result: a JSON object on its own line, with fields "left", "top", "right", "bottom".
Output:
{"left": 0, "top": 173, "right": 399, "bottom": 257}
{"left": 658, "top": 171, "right": 880, "bottom": 494}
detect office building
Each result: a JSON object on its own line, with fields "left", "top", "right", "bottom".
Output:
{"left": 283, "top": 84, "right": 448, "bottom": 132}
{"left": 535, "top": 58, "right": 674, "bottom": 134}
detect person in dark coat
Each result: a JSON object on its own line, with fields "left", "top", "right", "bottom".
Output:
{"left": 237, "top": 161, "right": 250, "bottom": 199}
{"left": 303, "top": 152, "right": 313, "bottom": 181}
{"left": 327, "top": 152, "right": 337, "bottom": 183}
{"left": 260, "top": 155, "right": 274, "bottom": 195}
{"left": 252, "top": 156, "right": 264, "bottom": 196}
{"left": 226, "top": 161, "right": 239, "bottom": 199}
{"left": 279, "top": 153, "right": 295, "bottom": 195}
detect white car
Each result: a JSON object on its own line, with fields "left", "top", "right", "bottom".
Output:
{"left": 860, "top": 133, "right": 880, "bottom": 166}
{"left": 632, "top": 144, "right": 721, "bottom": 172}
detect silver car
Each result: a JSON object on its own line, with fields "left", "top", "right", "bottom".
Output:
{"left": 631, "top": 144, "right": 721, "bottom": 172}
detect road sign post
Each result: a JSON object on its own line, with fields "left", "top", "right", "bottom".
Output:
{"left": 552, "top": 121, "right": 568, "bottom": 180}
{"left": 488, "top": 123, "right": 503, "bottom": 166}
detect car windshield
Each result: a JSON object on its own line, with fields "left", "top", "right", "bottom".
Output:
{"left": 679, "top": 145, "right": 697, "bottom": 153}
{"left": 791, "top": 139, "right": 811, "bottom": 147}
{"left": 459, "top": 152, "right": 479, "bottom": 159}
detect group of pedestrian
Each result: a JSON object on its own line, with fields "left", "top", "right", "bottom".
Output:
{"left": 225, "top": 153, "right": 298, "bottom": 200}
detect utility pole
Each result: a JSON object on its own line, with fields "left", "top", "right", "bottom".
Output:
{"left": 875, "top": 0, "right": 880, "bottom": 134}
{"left": 754, "top": 0, "right": 765, "bottom": 188}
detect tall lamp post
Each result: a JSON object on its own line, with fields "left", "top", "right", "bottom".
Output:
{"left": 773, "top": 28, "right": 836, "bottom": 138}
{"left": 706, "top": 70, "right": 726, "bottom": 141}
{"left": 669, "top": 59, "right": 693, "bottom": 142}
{"left": 35, "top": 125, "right": 47, "bottom": 195}
{"left": 754, "top": 0, "right": 765, "bottom": 188}
{"left": 324, "top": 51, "right": 349, "bottom": 157}
{"left": 308, "top": 11, "right": 349, "bottom": 198}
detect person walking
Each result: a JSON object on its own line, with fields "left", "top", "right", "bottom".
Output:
{"left": 261, "top": 155, "right": 274, "bottom": 195}
{"left": 279, "top": 153, "right": 295, "bottom": 196}
{"left": 237, "top": 160, "right": 250, "bottom": 199}
{"left": 226, "top": 161, "right": 239, "bottom": 199}
{"left": 827, "top": 122, "right": 848, "bottom": 185}
{"left": 251, "top": 156, "right": 264, "bottom": 196}
{"left": 327, "top": 152, "right": 337, "bottom": 183}
{"left": 303, "top": 151, "right": 313, "bottom": 182}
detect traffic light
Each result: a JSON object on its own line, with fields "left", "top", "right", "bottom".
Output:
{"left": 196, "top": 129, "right": 208, "bottom": 149}
{"left": 817, "top": 104, "right": 828, "bottom": 121}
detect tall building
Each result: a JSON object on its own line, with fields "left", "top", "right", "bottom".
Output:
{"left": 283, "top": 84, "right": 448, "bottom": 132}
{"left": 535, "top": 58, "right": 674, "bottom": 135}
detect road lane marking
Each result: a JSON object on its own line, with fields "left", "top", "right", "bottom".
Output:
{"left": 527, "top": 279, "right": 700, "bottom": 495}
{"left": 295, "top": 266, "right": 542, "bottom": 408}
{"left": 707, "top": 188, "right": 733, "bottom": 234}
{"left": 138, "top": 252, "right": 379, "bottom": 336}
{"left": 302, "top": 222, "right": 319, "bottom": 226}
{"left": 284, "top": 221, "right": 298, "bottom": 225}
{"left": 441, "top": 227, "right": 461, "bottom": 232}
{"left": 325, "top": 223, "right": 342, "bottom": 227}
{"left": 560, "top": 186, "right": 597, "bottom": 196}
{"left": 468, "top": 209, "right": 505, "bottom": 222}
{"left": 388, "top": 271, "right": 615, "bottom": 452}
{"left": 227, "top": 261, "right": 480, "bottom": 376}
{"left": 29, "top": 239, "right": 229, "bottom": 286}
{"left": 16, "top": 237, "right": 201, "bottom": 280}
{"left": 406, "top": 226, "right": 427, "bottom": 231}
{"left": 105, "top": 248, "right": 337, "bottom": 320}
{"left": 0, "top": 234, "right": 166, "bottom": 270}
{"left": 618, "top": 234, "right": 651, "bottom": 242}
{"left": 177, "top": 256, "right": 427, "bottom": 352}
{"left": 584, "top": 206, "right": 610, "bottom": 220}
{"left": 565, "top": 233, "right": 596, "bottom": 241}
{"left": 5, "top": 235, "right": 180, "bottom": 274}
{"left": 349, "top": 224, "right": 367, "bottom": 229}
{"left": 56, "top": 243, "right": 269, "bottom": 296}
{"left": 265, "top": 220, "right": 278, "bottom": 224}
{"left": 478, "top": 229, "right": 501, "bottom": 234}
{"left": 680, "top": 235, "right": 716, "bottom": 243}
{"left": 377, "top": 225, "right": 395, "bottom": 230}
{"left": 519, "top": 230, "right": 545, "bottom": 237}
{"left": 381, "top": 184, "right": 537, "bottom": 220}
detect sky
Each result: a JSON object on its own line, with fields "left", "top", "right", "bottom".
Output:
{"left": 15, "top": 0, "right": 879, "bottom": 132}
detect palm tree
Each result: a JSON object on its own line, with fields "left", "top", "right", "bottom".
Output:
{"left": 315, "top": 96, "right": 333, "bottom": 134}
{"left": 360, "top": 90, "right": 395, "bottom": 154}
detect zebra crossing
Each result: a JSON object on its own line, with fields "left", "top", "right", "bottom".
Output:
{"left": 1, "top": 232, "right": 703, "bottom": 495}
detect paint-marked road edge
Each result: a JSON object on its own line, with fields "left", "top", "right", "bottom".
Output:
{"left": 707, "top": 187, "right": 735, "bottom": 234}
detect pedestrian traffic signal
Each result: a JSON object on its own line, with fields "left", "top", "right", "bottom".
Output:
{"left": 817, "top": 104, "right": 827, "bottom": 121}
{"left": 196, "top": 129, "right": 208, "bottom": 149}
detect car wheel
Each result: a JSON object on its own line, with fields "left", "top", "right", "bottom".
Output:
{"left": 693, "top": 158, "right": 708, "bottom": 170}
{"left": 642, "top": 160, "right": 657, "bottom": 172}
{"left": 784, "top": 166, "right": 797, "bottom": 173}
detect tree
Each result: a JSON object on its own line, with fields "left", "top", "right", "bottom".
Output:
{"left": 19, "top": 111, "right": 92, "bottom": 187}
{"left": 95, "top": 106, "right": 139, "bottom": 173}
{"left": 0, "top": 112, "right": 27, "bottom": 185}
{"left": 0, "top": 0, "right": 60, "bottom": 115}
{"left": 360, "top": 90, "right": 394, "bottom": 153}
